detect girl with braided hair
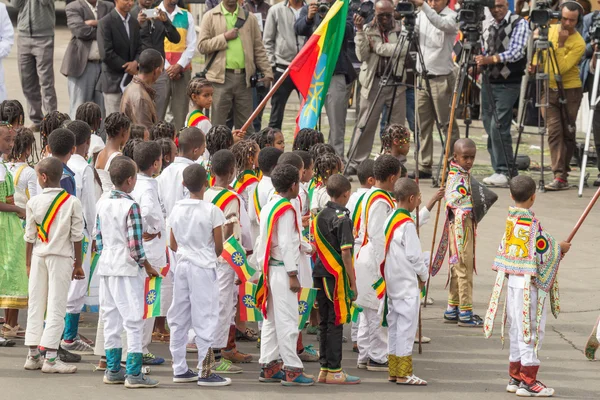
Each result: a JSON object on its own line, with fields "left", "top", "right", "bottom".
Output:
{"left": 0, "top": 100, "right": 25, "bottom": 129}
{"left": 231, "top": 139, "right": 260, "bottom": 204}
{"left": 95, "top": 112, "right": 131, "bottom": 194}
{"left": 185, "top": 78, "right": 213, "bottom": 135}
{"left": 380, "top": 124, "right": 410, "bottom": 171}
{"left": 155, "top": 138, "right": 177, "bottom": 173}
{"left": 75, "top": 102, "right": 105, "bottom": 164}
{"left": 251, "top": 127, "right": 285, "bottom": 151}
{"left": 310, "top": 152, "right": 342, "bottom": 215}
{"left": 204, "top": 125, "right": 234, "bottom": 187}
{"left": 149, "top": 120, "right": 176, "bottom": 141}
{"left": 292, "top": 128, "right": 324, "bottom": 152}
{"left": 40, "top": 111, "right": 70, "bottom": 157}
{"left": 7, "top": 128, "right": 38, "bottom": 209}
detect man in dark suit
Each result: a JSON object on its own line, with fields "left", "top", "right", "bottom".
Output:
{"left": 61, "top": 0, "right": 114, "bottom": 119}
{"left": 97, "top": 0, "right": 142, "bottom": 115}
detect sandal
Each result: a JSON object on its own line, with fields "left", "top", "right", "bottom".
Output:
{"left": 152, "top": 332, "right": 170, "bottom": 343}
{"left": 236, "top": 328, "right": 258, "bottom": 342}
{"left": 396, "top": 374, "right": 427, "bottom": 386}
{"left": 2, "top": 324, "right": 25, "bottom": 339}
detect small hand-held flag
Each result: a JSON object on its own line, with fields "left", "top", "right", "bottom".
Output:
{"left": 350, "top": 303, "right": 363, "bottom": 323}
{"left": 221, "top": 236, "right": 256, "bottom": 282}
{"left": 372, "top": 277, "right": 386, "bottom": 300}
{"left": 239, "top": 282, "right": 263, "bottom": 322}
{"left": 297, "top": 287, "right": 318, "bottom": 329}
{"left": 143, "top": 277, "right": 162, "bottom": 319}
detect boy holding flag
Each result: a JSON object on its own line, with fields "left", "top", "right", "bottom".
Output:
{"left": 313, "top": 174, "right": 360, "bottom": 384}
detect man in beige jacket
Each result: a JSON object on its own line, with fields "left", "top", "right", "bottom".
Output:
{"left": 198, "top": 0, "right": 273, "bottom": 134}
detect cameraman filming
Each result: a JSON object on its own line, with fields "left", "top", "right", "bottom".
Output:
{"left": 409, "top": 0, "right": 460, "bottom": 179}
{"left": 475, "top": 0, "right": 530, "bottom": 186}
{"left": 346, "top": 0, "right": 407, "bottom": 171}
{"left": 529, "top": 1, "right": 585, "bottom": 191}
{"left": 295, "top": 0, "right": 357, "bottom": 158}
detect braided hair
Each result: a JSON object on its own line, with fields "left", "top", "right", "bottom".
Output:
{"left": 9, "top": 127, "right": 37, "bottom": 163}
{"left": 156, "top": 137, "right": 176, "bottom": 172}
{"left": 149, "top": 120, "right": 176, "bottom": 141}
{"left": 231, "top": 139, "right": 260, "bottom": 175}
{"left": 308, "top": 143, "right": 336, "bottom": 163}
{"left": 75, "top": 102, "right": 102, "bottom": 132}
{"left": 314, "top": 152, "right": 342, "bottom": 184}
{"left": 40, "top": 111, "right": 70, "bottom": 155}
{"left": 292, "top": 128, "right": 324, "bottom": 151}
{"left": 122, "top": 138, "right": 143, "bottom": 160}
{"left": 206, "top": 125, "right": 233, "bottom": 157}
{"left": 252, "top": 127, "right": 280, "bottom": 149}
{"left": 0, "top": 100, "right": 25, "bottom": 127}
{"left": 187, "top": 77, "right": 213, "bottom": 99}
{"left": 104, "top": 112, "right": 131, "bottom": 139}
{"left": 381, "top": 124, "right": 410, "bottom": 152}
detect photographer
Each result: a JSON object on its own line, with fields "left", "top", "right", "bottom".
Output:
{"left": 295, "top": 0, "right": 357, "bottom": 157}
{"left": 530, "top": 1, "right": 585, "bottom": 191}
{"left": 198, "top": 0, "right": 273, "bottom": 134}
{"left": 410, "top": 0, "right": 460, "bottom": 179}
{"left": 581, "top": 8, "right": 600, "bottom": 186}
{"left": 346, "top": 0, "right": 407, "bottom": 171}
{"left": 476, "top": 0, "right": 530, "bottom": 186}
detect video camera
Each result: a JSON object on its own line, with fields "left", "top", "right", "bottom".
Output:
{"left": 317, "top": 1, "right": 331, "bottom": 16}
{"left": 530, "top": 0, "right": 560, "bottom": 26}
{"left": 350, "top": 0, "right": 374, "bottom": 20}
{"left": 457, "top": 0, "right": 495, "bottom": 25}
{"left": 395, "top": 1, "right": 415, "bottom": 17}
{"left": 589, "top": 12, "right": 600, "bottom": 44}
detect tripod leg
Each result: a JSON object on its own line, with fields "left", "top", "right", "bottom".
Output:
{"left": 579, "top": 52, "right": 600, "bottom": 196}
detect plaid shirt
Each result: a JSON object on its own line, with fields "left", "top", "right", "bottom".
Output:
{"left": 95, "top": 190, "right": 147, "bottom": 267}
{"left": 482, "top": 11, "right": 530, "bottom": 63}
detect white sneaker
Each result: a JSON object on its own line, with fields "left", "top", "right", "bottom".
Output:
{"left": 484, "top": 173, "right": 509, "bottom": 186}
{"left": 41, "top": 358, "right": 77, "bottom": 374}
{"left": 60, "top": 339, "right": 94, "bottom": 355}
{"left": 24, "top": 355, "right": 44, "bottom": 370}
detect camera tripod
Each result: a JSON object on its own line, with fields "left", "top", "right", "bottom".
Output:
{"left": 513, "top": 25, "right": 573, "bottom": 192}
{"left": 578, "top": 47, "right": 600, "bottom": 196}
{"left": 343, "top": 15, "right": 446, "bottom": 178}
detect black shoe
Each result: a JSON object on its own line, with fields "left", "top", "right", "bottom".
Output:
{"left": 58, "top": 346, "right": 82, "bottom": 363}
{"left": 594, "top": 175, "right": 600, "bottom": 187}
{"left": 366, "top": 358, "right": 388, "bottom": 371}
{"left": 408, "top": 170, "right": 432, "bottom": 179}
{"left": 344, "top": 166, "right": 358, "bottom": 176}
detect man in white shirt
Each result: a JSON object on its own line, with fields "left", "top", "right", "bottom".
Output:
{"left": 411, "top": 0, "right": 460, "bottom": 179}
{"left": 156, "top": 0, "right": 197, "bottom": 130}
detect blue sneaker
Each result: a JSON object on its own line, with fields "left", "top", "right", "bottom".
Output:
{"left": 197, "top": 373, "right": 232, "bottom": 387}
{"left": 103, "top": 368, "right": 126, "bottom": 384}
{"left": 259, "top": 369, "right": 285, "bottom": 383}
{"left": 458, "top": 311, "right": 483, "bottom": 328}
{"left": 124, "top": 373, "right": 159, "bottom": 388}
{"left": 142, "top": 353, "right": 165, "bottom": 365}
{"left": 299, "top": 344, "right": 319, "bottom": 362}
{"left": 173, "top": 369, "right": 198, "bottom": 383}
{"left": 281, "top": 370, "right": 315, "bottom": 386}
{"left": 443, "top": 308, "right": 458, "bottom": 323}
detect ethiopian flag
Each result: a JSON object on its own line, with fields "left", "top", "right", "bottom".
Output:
{"left": 239, "top": 282, "right": 263, "bottom": 322}
{"left": 143, "top": 277, "right": 162, "bottom": 319}
{"left": 221, "top": 236, "right": 256, "bottom": 282}
{"left": 350, "top": 303, "right": 363, "bottom": 323}
{"left": 372, "top": 277, "right": 386, "bottom": 300}
{"left": 289, "top": 0, "right": 348, "bottom": 131}
{"left": 297, "top": 287, "right": 318, "bottom": 329}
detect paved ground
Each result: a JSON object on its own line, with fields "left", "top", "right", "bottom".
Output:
{"left": 2, "top": 3, "right": 600, "bottom": 399}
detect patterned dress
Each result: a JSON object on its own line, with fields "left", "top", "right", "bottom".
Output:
{"left": 0, "top": 162, "right": 28, "bottom": 308}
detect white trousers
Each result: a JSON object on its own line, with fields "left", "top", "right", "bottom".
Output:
{"left": 160, "top": 271, "right": 174, "bottom": 316}
{"left": 507, "top": 285, "right": 546, "bottom": 366}
{"left": 168, "top": 262, "right": 219, "bottom": 375}
{"left": 25, "top": 255, "right": 73, "bottom": 349}
{"left": 258, "top": 264, "right": 303, "bottom": 369}
{"left": 66, "top": 233, "right": 92, "bottom": 314}
{"left": 213, "top": 261, "right": 236, "bottom": 349}
{"left": 387, "top": 296, "right": 419, "bottom": 357}
{"left": 357, "top": 305, "right": 388, "bottom": 364}
{"left": 99, "top": 274, "right": 144, "bottom": 354}
{"left": 351, "top": 317, "right": 360, "bottom": 342}
{"left": 94, "top": 310, "right": 127, "bottom": 360}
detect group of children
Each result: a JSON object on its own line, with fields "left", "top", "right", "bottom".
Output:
{"left": 0, "top": 91, "right": 573, "bottom": 395}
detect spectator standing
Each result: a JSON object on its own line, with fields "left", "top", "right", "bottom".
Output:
{"left": 130, "top": 0, "right": 181, "bottom": 127}
{"left": 346, "top": 0, "right": 407, "bottom": 173}
{"left": 263, "top": 0, "right": 307, "bottom": 130}
{"left": 198, "top": 0, "right": 273, "bottom": 134}
{"left": 295, "top": 0, "right": 357, "bottom": 158}
{"left": 97, "top": 0, "right": 142, "bottom": 115}
{"left": 205, "top": 0, "right": 222, "bottom": 11}
{"left": 410, "top": 0, "right": 460, "bottom": 179}
{"left": 157, "top": 0, "right": 197, "bottom": 130}
{"left": 11, "top": 0, "right": 58, "bottom": 130}
{"left": 0, "top": 3, "right": 14, "bottom": 103}
{"left": 120, "top": 49, "right": 164, "bottom": 129}
{"left": 61, "top": 0, "right": 115, "bottom": 120}
{"left": 476, "top": 0, "right": 530, "bottom": 186}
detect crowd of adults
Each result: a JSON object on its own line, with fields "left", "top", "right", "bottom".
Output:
{"left": 1, "top": 0, "right": 600, "bottom": 190}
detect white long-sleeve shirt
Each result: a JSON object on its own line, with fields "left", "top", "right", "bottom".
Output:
{"left": 383, "top": 219, "right": 428, "bottom": 300}
{"left": 7, "top": 162, "right": 38, "bottom": 209}
{"left": 256, "top": 194, "right": 300, "bottom": 274}
{"left": 131, "top": 173, "right": 166, "bottom": 266}
{"left": 416, "top": 3, "right": 458, "bottom": 76}
{"left": 157, "top": 156, "right": 195, "bottom": 218}
{"left": 67, "top": 154, "right": 96, "bottom": 235}
{"left": 0, "top": 3, "right": 14, "bottom": 101}
{"left": 158, "top": 3, "right": 197, "bottom": 69}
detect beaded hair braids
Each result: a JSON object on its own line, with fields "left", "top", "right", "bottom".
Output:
{"left": 187, "top": 77, "right": 213, "bottom": 99}
{"left": 75, "top": 102, "right": 102, "bottom": 132}
{"left": 150, "top": 120, "right": 176, "bottom": 141}
{"left": 314, "top": 152, "right": 342, "bottom": 183}
{"left": 308, "top": 142, "right": 336, "bottom": 163}
{"left": 0, "top": 100, "right": 25, "bottom": 126}
{"left": 292, "top": 128, "right": 324, "bottom": 151}
{"left": 206, "top": 125, "right": 234, "bottom": 157}
{"left": 381, "top": 124, "right": 410, "bottom": 151}
{"left": 231, "top": 139, "right": 259, "bottom": 175}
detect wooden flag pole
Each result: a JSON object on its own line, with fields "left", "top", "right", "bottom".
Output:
{"left": 240, "top": 68, "right": 291, "bottom": 133}
{"left": 566, "top": 186, "right": 600, "bottom": 243}
{"left": 414, "top": 75, "right": 423, "bottom": 354}
{"left": 423, "top": 84, "right": 460, "bottom": 307}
